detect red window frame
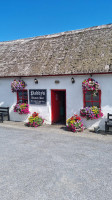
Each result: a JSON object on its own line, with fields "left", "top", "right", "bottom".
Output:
{"left": 83, "top": 90, "right": 101, "bottom": 108}
{"left": 17, "top": 90, "right": 28, "bottom": 104}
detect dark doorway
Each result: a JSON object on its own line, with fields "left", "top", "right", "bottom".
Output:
{"left": 51, "top": 90, "right": 66, "bottom": 124}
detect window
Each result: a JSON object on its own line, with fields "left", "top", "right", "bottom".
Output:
{"left": 17, "top": 90, "right": 28, "bottom": 103}
{"left": 83, "top": 90, "right": 101, "bottom": 108}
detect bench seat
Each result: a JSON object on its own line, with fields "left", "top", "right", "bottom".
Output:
{"left": 105, "top": 113, "right": 112, "bottom": 132}
{"left": 0, "top": 113, "right": 3, "bottom": 123}
{"left": 0, "top": 107, "right": 10, "bottom": 122}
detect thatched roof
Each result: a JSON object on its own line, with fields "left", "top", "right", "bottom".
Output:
{"left": 0, "top": 24, "right": 112, "bottom": 77}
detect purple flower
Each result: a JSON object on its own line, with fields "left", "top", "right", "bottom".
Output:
{"left": 11, "top": 80, "right": 26, "bottom": 92}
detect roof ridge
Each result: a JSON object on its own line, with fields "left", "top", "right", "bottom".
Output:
{"left": 0, "top": 23, "right": 112, "bottom": 43}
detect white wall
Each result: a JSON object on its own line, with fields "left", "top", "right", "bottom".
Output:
{"left": 0, "top": 74, "right": 112, "bottom": 130}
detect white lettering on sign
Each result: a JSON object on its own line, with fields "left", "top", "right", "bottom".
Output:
{"left": 30, "top": 91, "right": 45, "bottom": 96}
{"left": 29, "top": 89, "right": 47, "bottom": 105}
{"left": 31, "top": 91, "right": 34, "bottom": 95}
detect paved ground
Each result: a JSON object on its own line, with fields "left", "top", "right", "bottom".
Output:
{"left": 0, "top": 122, "right": 112, "bottom": 200}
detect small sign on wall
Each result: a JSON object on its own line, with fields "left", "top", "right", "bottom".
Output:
{"left": 29, "top": 89, "right": 47, "bottom": 105}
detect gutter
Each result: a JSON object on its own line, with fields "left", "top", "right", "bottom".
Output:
{"left": 0, "top": 72, "right": 112, "bottom": 78}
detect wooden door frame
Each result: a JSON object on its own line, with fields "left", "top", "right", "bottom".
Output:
{"left": 51, "top": 89, "right": 66, "bottom": 124}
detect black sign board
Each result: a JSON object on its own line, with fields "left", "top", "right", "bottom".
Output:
{"left": 29, "top": 89, "right": 47, "bottom": 105}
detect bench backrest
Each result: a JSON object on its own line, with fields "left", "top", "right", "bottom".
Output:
{"left": 107, "top": 113, "right": 112, "bottom": 121}
{"left": 0, "top": 107, "right": 9, "bottom": 113}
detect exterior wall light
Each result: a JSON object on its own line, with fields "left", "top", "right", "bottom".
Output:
{"left": 71, "top": 77, "right": 75, "bottom": 83}
{"left": 55, "top": 80, "right": 60, "bottom": 84}
{"left": 34, "top": 78, "right": 38, "bottom": 84}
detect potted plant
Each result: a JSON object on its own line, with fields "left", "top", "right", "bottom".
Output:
{"left": 25, "top": 112, "right": 44, "bottom": 127}
{"left": 66, "top": 114, "right": 85, "bottom": 132}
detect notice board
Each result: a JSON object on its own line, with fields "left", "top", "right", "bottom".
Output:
{"left": 29, "top": 89, "right": 47, "bottom": 105}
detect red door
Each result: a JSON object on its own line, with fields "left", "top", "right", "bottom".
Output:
{"left": 51, "top": 90, "right": 60, "bottom": 123}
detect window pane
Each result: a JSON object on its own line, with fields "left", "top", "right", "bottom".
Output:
{"left": 85, "top": 91, "right": 91, "bottom": 101}
{"left": 23, "top": 91, "right": 28, "bottom": 99}
{"left": 18, "top": 91, "right": 22, "bottom": 97}
{"left": 93, "top": 93, "right": 99, "bottom": 101}
{"left": 23, "top": 99, "right": 28, "bottom": 103}
{"left": 93, "top": 102, "right": 100, "bottom": 107}
{"left": 17, "top": 90, "right": 28, "bottom": 103}
{"left": 18, "top": 97, "right": 22, "bottom": 100}
{"left": 23, "top": 91, "right": 27, "bottom": 95}
{"left": 85, "top": 102, "right": 92, "bottom": 107}
{"left": 18, "top": 99, "right": 23, "bottom": 103}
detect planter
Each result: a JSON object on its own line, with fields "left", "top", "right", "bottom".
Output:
{"left": 11, "top": 112, "right": 29, "bottom": 122}
{"left": 66, "top": 114, "right": 85, "bottom": 133}
{"left": 14, "top": 103, "right": 30, "bottom": 114}
{"left": 81, "top": 117, "right": 102, "bottom": 130}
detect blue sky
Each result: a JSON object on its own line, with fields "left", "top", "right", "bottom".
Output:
{"left": 0, "top": 0, "right": 112, "bottom": 41}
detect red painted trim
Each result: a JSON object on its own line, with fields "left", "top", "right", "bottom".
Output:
{"left": 51, "top": 89, "right": 66, "bottom": 91}
{"left": 65, "top": 91, "right": 66, "bottom": 123}
{"left": 51, "top": 89, "right": 66, "bottom": 124}
{"left": 51, "top": 90, "right": 54, "bottom": 123}
{"left": 83, "top": 90, "right": 85, "bottom": 107}
{"left": 17, "top": 90, "right": 28, "bottom": 103}
{"left": 83, "top": 89, "right": 101, "bottom": 108}
{"left": 0, "top": 72, "right": 112, "bottom": 78}
{"left": 17, "top": 91, "right": 19, "bottom": 103}
{"left": 51, "top": 91, "right": 53, "bottom": 123}
{"left": 99, "top": 90, "right": 101, "bottom": 108}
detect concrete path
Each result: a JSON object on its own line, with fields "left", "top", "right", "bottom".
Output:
{"left": 0, "top": 123, "right": 112, "bottom": 200}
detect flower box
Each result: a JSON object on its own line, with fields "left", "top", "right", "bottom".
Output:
{"left": 14, "top": 103, "right": 30, "bottom": 114}
{"left": 80, "top": 106, "right": 103, "bottom": 120}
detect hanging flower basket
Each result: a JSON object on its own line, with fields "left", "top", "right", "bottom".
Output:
{"left": 80, "top": 106, "right": 103, "bottom": 120}
{"left": 14, "top": 103, "right": 30, "bottom": 114}
{"left": 66, "top": 114, "right": 85, "bottom": 132}
{"left": 82, "top": 78, "right": 100, "bottom": 96}
{"left": 11, "top": 79, "right": 26, "bottom": 93}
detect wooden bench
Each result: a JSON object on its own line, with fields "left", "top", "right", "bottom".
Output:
{"left": 0, "top": 113, "right": 3, "bottom": 122}
{"left": 105, "top": 113, "right": 112, "bottom": 132}
{"left": 0, "top": 107, "right": 10, "bottom": 122}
